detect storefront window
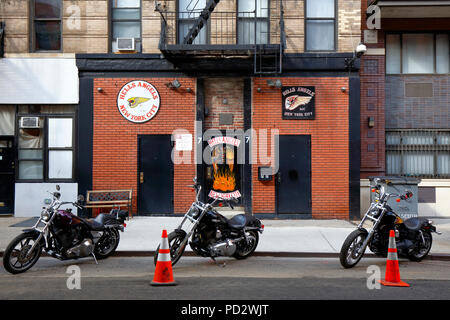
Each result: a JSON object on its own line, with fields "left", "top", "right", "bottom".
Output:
{"left": 305, "top": 0, "right": 336, "bottom": 51}
{"left": 17, "top": 106, "right": 75, "bottom": 181}
{"left": 0, "top": 106, "right": 15, "bottom": 136}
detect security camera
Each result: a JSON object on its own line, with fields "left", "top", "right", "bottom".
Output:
{"left": 355, "top": 43, "right": 367, "bottom": 58}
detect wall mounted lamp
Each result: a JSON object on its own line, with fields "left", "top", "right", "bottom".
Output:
{"left": 97, "top": 87, "right": 103, "bottom": 93}
{"left": 267, "top": 79, "right": 282, "bottom": 88}
{"left": 167, "top": 79, "right": 181, "bottom": 89}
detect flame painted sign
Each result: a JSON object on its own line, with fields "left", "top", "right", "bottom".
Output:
{"left": 207, "top": 136, "right": 242, "bottom": 200}
{"left": 117, "top": 80, "right": 160, "bottom": 123}
{"left": 282, "top": 86, "right": 315, "bottom": 120}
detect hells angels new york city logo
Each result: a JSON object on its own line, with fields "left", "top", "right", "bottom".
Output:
{"left": 282, "top": 86, "right": 315, "bottom": 120}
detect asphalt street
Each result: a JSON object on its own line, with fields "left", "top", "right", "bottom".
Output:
{"left": 1, "top": 256, "right": 449, "bottom": 300}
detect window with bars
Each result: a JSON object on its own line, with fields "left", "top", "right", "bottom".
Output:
{"left": 386, "top": 130, "right": 450, "bottom": 178}
{"left": 32, "top": 0, "right": 62, "bottom": 51}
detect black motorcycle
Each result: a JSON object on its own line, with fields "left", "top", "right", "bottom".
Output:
{"left": 340, "top": 178, "right": 441, "bottom": 268}
{"left": 3, "top": 185, "right": 128, "bottom": 274}
{"left": 154, "top": 177, "right": 264, "bottom": 266}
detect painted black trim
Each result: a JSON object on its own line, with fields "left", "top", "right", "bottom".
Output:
{"left": 349, "top": 76, "right": 361, "bottom": 220}
{"left": 77, "top": 78, "right": 94, "bottom": 217}
{"left": 243, "top": 78, "right": 252, "bottom": 214}
{"left": 196, "top": 78, "right": 205, "bottom": 203}
{"left": 76, "top": 52, "right": 360, "bottom": 75}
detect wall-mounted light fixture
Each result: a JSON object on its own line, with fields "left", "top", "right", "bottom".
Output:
{"left": 368, "top": 116, "right": 375, "bottom": 128}
{"left": 166, "top": 79, "right": 181, "bottom": 89}
{"left": 97, "top": 87, "right": 103, "bottom": 93}
{"left": 341, "top": 87, "right": 347, "bottom": 93}
{"left": 267, "top": 79, "right": 282, "bottom": 88}
{"left": 222, "top": 98, "right": 228, "bottom": 105}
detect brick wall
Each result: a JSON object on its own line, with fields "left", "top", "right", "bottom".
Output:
{"left": 252, "top": 77, "right": 350, "bottom": 219}
{"left": 359, "top": 1, "right": 386, "bottom": 178}
{"left": 386, "top": 75, "right": 450, "bottom": 129}
{"left": 204, "top": 78, "right": 244, "bottom": 130}
{"left": 92, "top": 77, "right": 197, "bottom": 214}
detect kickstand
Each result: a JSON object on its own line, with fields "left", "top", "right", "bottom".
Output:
{"left": 91, "top": 253, "right": 98, "bottom": 265}
{"left": 211, "top": 257, "right": 226, "bottom": 268}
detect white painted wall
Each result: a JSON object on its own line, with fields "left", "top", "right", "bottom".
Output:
{"left": 0, "top": 55, "right": 79, "bottom": 104}
{"left": 14, "top": 183, "right": 78, "bottom": 217}
{"left": 361, "top": 179, "right": 450, "bottom": 218}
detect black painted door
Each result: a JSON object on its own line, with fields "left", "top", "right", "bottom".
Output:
{"left": 276, "top": 135, "right": 311, "bottom": 214}
{"left": 138, "top": 135, "right": 173, "bottom": 214}
{"left": 0, "top": 137, "right": 15, "bottom": 214}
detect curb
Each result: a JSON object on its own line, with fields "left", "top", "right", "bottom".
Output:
{"left": 1, "top": 251, "right": 449, "bottom": 261}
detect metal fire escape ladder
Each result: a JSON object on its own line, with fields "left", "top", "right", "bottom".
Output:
{"left": 183, "top": 0, "right": 221, "bottom": 45}
{"left": 253, "top": 0, "right": 285, "bottom": 74}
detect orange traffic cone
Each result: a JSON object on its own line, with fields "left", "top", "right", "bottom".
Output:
{"left": 151, "top": 229, "right": 177, "bottom": 286}
{"left": 378, "top": 230, "right": 409, "bottom": 287}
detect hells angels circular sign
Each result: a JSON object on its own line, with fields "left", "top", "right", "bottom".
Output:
{"left": 117, "top": 80, "right": 160, "bottom": 123}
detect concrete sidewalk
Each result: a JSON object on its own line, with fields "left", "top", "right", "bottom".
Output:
{"left": 1, "top": 215, "right": 449, "bottom": 256}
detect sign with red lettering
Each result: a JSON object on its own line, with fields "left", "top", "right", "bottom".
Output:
{"left": 116, "top": 80, "right": 160, "bottom": 123}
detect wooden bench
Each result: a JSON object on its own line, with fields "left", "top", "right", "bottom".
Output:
{"left": 84, "top": 189, "right": 133, "bottom": 218}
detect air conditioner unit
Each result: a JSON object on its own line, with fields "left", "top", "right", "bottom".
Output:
{"left": 19, "top": 117, "right": 41, "bottom": 128}
{"left": 117, "top": 38, "right": 135, "bottom": 51}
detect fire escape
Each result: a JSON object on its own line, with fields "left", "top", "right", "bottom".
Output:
{"left": 156, "top": 0, "right": 285, "bottom": 74}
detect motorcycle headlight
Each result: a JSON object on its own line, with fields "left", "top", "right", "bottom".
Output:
{"left": 41, "top": 210, "right": 50, "bottom": 221}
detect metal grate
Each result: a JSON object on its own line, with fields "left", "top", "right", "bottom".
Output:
{"left": 386, "top": 129, "right": 450, "bottom": 178}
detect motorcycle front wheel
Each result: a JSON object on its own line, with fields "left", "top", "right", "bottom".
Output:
{"left": 154, "top": 231, "right": 187, "bottom": 267}
{"left": 3, "top": 233, "right": 42, "bottom": 274}
{"left": 339, "top": 229, "right": 368, "bottom": 269}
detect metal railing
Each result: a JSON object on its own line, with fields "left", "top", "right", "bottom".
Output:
{"left": 157, "top": 6, "right": 284, "bottom": 48}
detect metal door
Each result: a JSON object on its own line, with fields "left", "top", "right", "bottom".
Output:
{"left": 276, "top": 135, "right": 311, "bottom": 214}
{"left": 138, "top": 135, "right": 173, "bottom": 214}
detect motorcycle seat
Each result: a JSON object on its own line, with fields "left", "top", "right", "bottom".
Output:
{"left": 83, "top": 214, "right": 109, "bottom": 231}
{"left": 404, "top": 217, "right": 428, "bottom": 231}
{"left": 227, "top": 214, "right": 248, "bottom": 229}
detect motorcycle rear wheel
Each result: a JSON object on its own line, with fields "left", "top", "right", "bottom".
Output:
{"left": 407, "top": 230, "right": 432, "bottom": 262}
{"left": 233, "top": 231, "right": 259, "bottom": 260}
{"left": 154, "top": 231, "right": 187, "bottom": 267}
{"left": 95, "top": 228, "right": 120, "bottom": 259}
{"left": 3, "top": 233, "right": 42, "bottom": 274}
{"left": 339, "top": 229, "right": 368, "bottom": 269}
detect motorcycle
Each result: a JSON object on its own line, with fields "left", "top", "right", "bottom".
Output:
{"left": 154, "top": 177, "right": 264, "bottom": 266}
{"left": 340, "top": 178, "right": 441, "bottom": 268}
{"left": 3, "top": 185, "right": 128, "bottom": 274}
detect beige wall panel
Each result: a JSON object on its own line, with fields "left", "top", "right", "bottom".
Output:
{"left": 63, "top": 18, "right": 108, "bottom": 35}
{"left": 0, "top": 0, "right": 28, "bottom": 16}
{"left": 2, "top": 18, "right": 28, "bottom": 35}
{"left": 4, "top": 36, "right": 28, "bottom": 53}
{"left": 142, "top": 37, "right": 160, "bottom": 53}
{"left": 62, "top": 1, "right": 108, "bottom": 18}
{"left": 63, "top": 36, "right": 108, "bottom": 53}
